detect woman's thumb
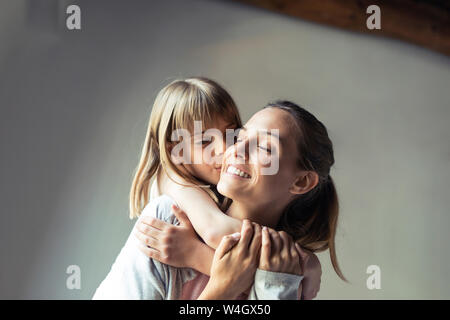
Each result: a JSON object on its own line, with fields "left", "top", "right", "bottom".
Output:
{"left": 216, "top": 233, "right": 240, "bottom": 259}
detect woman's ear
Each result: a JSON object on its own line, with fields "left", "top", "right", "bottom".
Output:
{"left": 289, "top": 171, "right": 319, "bottom": 195}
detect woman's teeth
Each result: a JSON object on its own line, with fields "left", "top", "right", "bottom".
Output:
{"left": 226, "top": 166, "right": 251, "bottom": 179}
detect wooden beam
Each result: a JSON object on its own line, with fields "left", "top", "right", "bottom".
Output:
{"left": 235, "top": 0, "right": 450, "bottom": 56}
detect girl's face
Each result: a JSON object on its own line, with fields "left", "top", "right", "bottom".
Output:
{"left": 217, "top": 108, "right": 302, "bottom": 207}
{"left": 184, "top": 117, "right": 238, "bottom": 185}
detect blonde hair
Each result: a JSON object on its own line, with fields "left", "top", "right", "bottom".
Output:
{"left": 129, "top": 77, "right": 242, "bottom": 218}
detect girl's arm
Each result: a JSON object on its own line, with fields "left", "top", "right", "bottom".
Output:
{"left": 159, "top": 170, "right": 242, "bottom": 249}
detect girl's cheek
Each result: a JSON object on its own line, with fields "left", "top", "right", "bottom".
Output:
{"left": 201, "top": 151, "right": 214, "bottom": 165}
{"left": 190, "top": 147, "right": 203, "bottom": 164}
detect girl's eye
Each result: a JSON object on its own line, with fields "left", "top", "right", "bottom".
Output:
{"left": 195, "top": 140, "right": 211, "bottom": 145}
{"left": 258, "top": 145, "right": 271, "bottom": 153}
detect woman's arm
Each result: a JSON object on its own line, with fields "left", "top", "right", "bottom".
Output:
{"left": 249, "top": 228, "right": 321, "bottom": 300}
{"left": 159, "top": 170, "right": 242, "bottom": 249}
{"left": 301, "top": 252, "right": 322, "bottom": 299}
{"left": 247, "top": 227, "right": 304, "bottom": 300}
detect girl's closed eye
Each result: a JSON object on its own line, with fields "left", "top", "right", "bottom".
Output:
{"left": 258, "top": 144, "right": 271, "bottom": 153}
{"left": 201, "top": 139, "right": 212, "bottom": 146}
{"left": 194, "top": 137, "right": 212, "bottom": 146}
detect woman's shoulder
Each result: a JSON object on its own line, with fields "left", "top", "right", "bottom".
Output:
{"left": 140, "top": 194, "right": 178, "bottom": 223}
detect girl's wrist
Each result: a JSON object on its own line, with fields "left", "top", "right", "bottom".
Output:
{"left": 190, "top": 242, "right": 214, "bottom": 275}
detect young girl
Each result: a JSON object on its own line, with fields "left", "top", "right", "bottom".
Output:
{"left": 129, "top": 77, "right": 322, "bottom": 299}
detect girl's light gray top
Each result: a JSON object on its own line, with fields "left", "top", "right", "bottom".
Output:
{"left": 93, "top": 195, "right": 303, "bottom": 300}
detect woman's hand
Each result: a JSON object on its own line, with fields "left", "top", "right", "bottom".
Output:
{"left": 301, "top": 252, "right": 322, "bottom": 299}
{"left": 134, "top": 205, "right": 211, "bottom": 271}
{"left": 199, "top": 220, "right": 262, "bottom": 300}
{"left": 259, "top": 227, "right": 304, "bottom": 276}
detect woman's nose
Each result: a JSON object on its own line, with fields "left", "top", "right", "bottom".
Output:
{"left": 234, "top": 139, "right": 249, "bottom": 163}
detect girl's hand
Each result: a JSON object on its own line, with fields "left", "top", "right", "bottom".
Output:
{"left": 134, "top": 205, "right": 206, "bottom": 270}
{"left": 199, "top": 220, "right": 262, "bottom": 300}
{"left": 259, "top": 227, "right": 304, "bottom": 276}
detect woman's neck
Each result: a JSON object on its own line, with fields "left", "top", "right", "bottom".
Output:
{"left": 226, "top": 200, "right": 285, "bottom": 229}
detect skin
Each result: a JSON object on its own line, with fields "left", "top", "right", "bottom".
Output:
{"left": 177, "top": 117, "right": 237, "bottom": 186}
{"left": 155, "top": 117, "right": 242, "bottom": 248}
{"left": 135, "top": 108, "right": 324, "bottom": 298}
{"left": 199, "top": 220, "right": 261, "bottom": 300}
{"left": 218, "top": 107, "right": 319, "bottom": 227}
{"left": 202, "top": 108, "right": 320, "bottom": 298}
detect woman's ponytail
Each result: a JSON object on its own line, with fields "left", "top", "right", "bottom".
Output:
{"left": 320, "top": 176, "right": 346, "bottom": 281}
{"left": 267, "top": 101, "right": 346, "bottom": 282}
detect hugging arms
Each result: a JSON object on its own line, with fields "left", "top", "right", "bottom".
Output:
{"left": 93, "top": 195, "right": 306, "bottom": 300}
{"left": 135, "top": 199, "right": 319, "bottom": 300}
{"left": 94, "top": 78, "right": 343, "bottom": 299}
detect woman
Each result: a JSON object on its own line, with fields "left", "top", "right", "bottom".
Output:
{"left": 93, "top": 101, "right": 344, "bottom": 299}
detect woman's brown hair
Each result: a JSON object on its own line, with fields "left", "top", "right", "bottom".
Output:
{"left": 266, "top": 101, "right": 346, "bottom": 282}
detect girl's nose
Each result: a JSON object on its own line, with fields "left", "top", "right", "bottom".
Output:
{"left": 211, "top": 137, "right": 226, "bottom": 164}
{"left": 214, "top": 152, "right": 223, "bottom": 164}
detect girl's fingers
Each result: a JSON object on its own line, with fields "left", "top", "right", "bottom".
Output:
{"left": 295, "top": 243, "right": 310, "bottom": 265}
{"left": 249, "top": 223, "right": 262, "bottom": 257}
{"left": 279, "top": 231, "right": 291, "bottom": 257}
{"left": 216, "top": 233, "right": 241, "bottom": 259}
{"left": 138, "top": 243, "right": 163, "bottom": 261}
{"left": 290, "top": 242, "right": 299, "bottom": 259}
{"left": 238, "top": 219, "right": 254, "bottom": 249}
{"left": 268, "top": 228, "right": 281, "bottom": 253}
{"left": 134, "top": 229, "right": 160, "bottom": 249}
{"left": 260, "top": 227, "right": 271, "bottom": 265}
{"left": 136, "top": 221, "right": 162, "bottom": 239}
{"left": 171, "top": 205, "right": 192, "bottom": 227}
{"left": 140, "top": 215, "right": 169, "bottom": 231}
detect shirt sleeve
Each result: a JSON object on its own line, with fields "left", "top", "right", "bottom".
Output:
{"left": 248, "top": 269, "right": 304, "bottom": 300}
{"left": 92, "top": 195, "right": 195, "bottom": 300}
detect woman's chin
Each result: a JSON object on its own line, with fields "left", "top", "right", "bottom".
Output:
{"left": 217, "top": 180, "right": 239, "bottom": 199}
{"left": 218, "top": 171, "right": 255, "bottom": 200}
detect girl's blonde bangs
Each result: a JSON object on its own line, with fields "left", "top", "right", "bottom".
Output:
{"left": 129, "top": 77, "right": 241, "bottom": 219}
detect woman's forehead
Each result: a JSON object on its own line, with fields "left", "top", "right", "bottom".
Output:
{"left": 245, "top": 108, "right": 297, "bottom": 137}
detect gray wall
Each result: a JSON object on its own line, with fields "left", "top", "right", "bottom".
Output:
{"left": 1, "top": 0, "right": 449, "bottom": 299}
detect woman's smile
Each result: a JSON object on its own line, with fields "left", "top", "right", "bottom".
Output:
{"left": 225, "top": 165, "right": 251, "bottom": 179}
